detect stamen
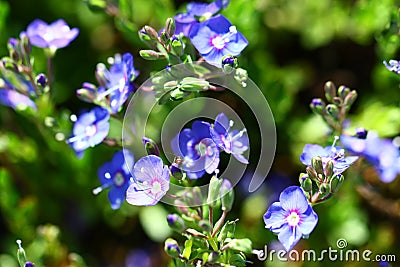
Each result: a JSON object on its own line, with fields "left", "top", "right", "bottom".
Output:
{"left": 92, "top": 181, "right": 113, "bottom": 195}
{"left": 330, "top": 136, "right": 339, "bottom": 153}
{"left": 16, "top": 239, "right": 22, "bottom": 249}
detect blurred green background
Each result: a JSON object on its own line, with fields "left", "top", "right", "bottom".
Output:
{"left": 1, "top": 0, "right": 400, "bottom": 266}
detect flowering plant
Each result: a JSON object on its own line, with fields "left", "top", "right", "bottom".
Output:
{"left": 1, "top": 0, "right": 400, "bottom": 266}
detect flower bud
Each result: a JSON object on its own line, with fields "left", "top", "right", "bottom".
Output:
{"left": 319, "top": 183, "right": 331, "bottom": 198}
{"left": 167, "top": 214, "right": 186, "bottom": 232}
{"left": 164, "top": 238, "right": 181, "bottom": 258}
{"left": 324, "top": 81, "right": 336, "bottom": 102}
{"left": 355, "top": 128, "right": 368, "bottom": 139}
{"left": 222, "top": 55, "right": 238, "bottom": 73}
{"left": 180, "top": 77, "right": 210, "bottom": 91}
{"left": 142, "top": 137, "right": 160, "bottom": 156}
{"left": 165, "top": 18, "right": 176, "bottom": 38}
{"left": 220, "top": 179, "right": 234, "bottom": 212}
{"left": 310, "top": 98, "right": 325, "bottom": 115}
{"left": 143, "top": 25, "right": 159, "bottom": 40}
{"left": 337, "top": 85, "right": 350, "bottom": 99}
{"left": 330, "top": 174, "right": 344, "bottom": 193}
{"left": 311, "top": 156, "right": 324, "bottom": 176}
{"left": 139, "top": 28, "right": 152, "bottom": 42}
{"left": 160, "top": 30, "right": 169, "bottom": 44}
{"left": 171, "top": 38, "right": 184, "bottom": 56}
{"left": 170, "top": 163, "right": 183, "bottom": 180}
{"left": 343, "top": 90, "right": 357, "bottom": 109}
{"left": 24, "top": 262, "right": 34, "bottom": 267}
{"left": 207, "top": 175, "right": 222, "bottom": 206}
{"left": 305, "top": 167, "right": 318, "bottom": 182}
{"left": 19, "top": 32, "right": 31, "bottom": 57}
{"left": 325, "top": 104, "right": 339, "bottom": 120}
{"left": 299, "top": 173, "right": 312, "bottom": 192}
{"left": 139, "top": 50, "right": 164, "bottom": 60}
{"left": 324, "top": 160, "right": 334, "bottom": 180}
{"left": 332, "top": 97, "right": 342, "bottom": 105}
{"left": 36, "top": 73, "right": 47, "bottom": 88}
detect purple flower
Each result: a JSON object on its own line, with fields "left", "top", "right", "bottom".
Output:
{"left": 171, "top": 121, "right": 220, "bottom": 179}
{"left": 126, "top": 155, "right": 170, "bottom": 206}
{"left": 210, "top": 113, "right": 249, "bottom": 164}
{"left": 125, "top": 249, "right": 151, "bottom": 267}
{"left": 263, "top": 186, "right": 318, "bottom": 251}
{"left": 189, "top": 15, "right": 248, "bottom": 68}
{"left": 26, "top": 19, "right": 79, "bottom": 49}
{"left": 300, "top": 144, "right": 358, "bottom": 174}
{"left": 0, "top": 89, "right": 36, "bottom": 111}
{"left": 0, "top": 74, "right": 37, "bottom": 110}
{"left": 93, "top": 150, "right": 134, "bottom": 209}
{"left": 67, "top": 107, "right": 110, "bottom": 156}
{"left": 341, "top": 132, "right": 400, "bottom": 183}
{"left": 174, "top": 0, "right": 229, "bottom": 36}
{"left": 383, "top": 60, "right": 400, "bottom": 74}
{"left": 79, "top": 53, "right": 138, "bottom": 114}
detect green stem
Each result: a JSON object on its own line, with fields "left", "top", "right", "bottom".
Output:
{"left": 211, "top": 210, "right": 227, "bottom": 238}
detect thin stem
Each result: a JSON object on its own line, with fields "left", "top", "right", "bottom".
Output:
{"left": 211, "top": 210, "right": 228, "bottom": 238}
{"left": 209, "top": 206, "right": 213, "bottom": 229}
{"left": 47, "top": 55, "right": 53, "bottom": 90}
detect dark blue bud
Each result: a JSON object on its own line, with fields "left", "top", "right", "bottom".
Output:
{"left": 36, "top": 73, "right": 47, "bottom": 87}
{"left": 8, "top": 38, "right": 18, "bottom": 49}
{"left": 166, "top": 213, "right": 186, "bottom": 232}
{"left": 355, "top": 128, "right": 368, "bottom": 139}
{"left": 170, "top": 162, "right": 183, "bottom": 180}
{"left": 142, "top": 137, "right": 160, "bottom": 156}
{"left": 170, "top": 35, "right": 179, "bottom": 42}
{"left": 24, "top": 262, "right": 35, "bottom": 267}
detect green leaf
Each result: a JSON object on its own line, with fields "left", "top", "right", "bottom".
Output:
{"left": 225, "top": 238, "right": 253, "bottom": 254}
{"left": 182, "top": 239, "right": 192, "bottom": 260}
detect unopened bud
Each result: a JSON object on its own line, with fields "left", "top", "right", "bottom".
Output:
{"left": 355, "top": 128, "right": 368, "bottom": 139}
{"left": 324, "top": 81, "right": 336, "bottom": 102}
{"left": 343, "top": 90, "right": 357, "bottom": 109}
{"left": 220, "top": 179, "right": 234, "bottom": 211}
{"left": 325, "top": 104, "right": 339, "bottom": 120}
{"left": 170, "top": 163, "right": 183, "bottom": 180}
{"left": 299, "top": 173, "right": 312, "bottom": 192}
{"left": 199, "top": 220, "right": 212, "bottom": 232}
{"left": 36, "top": 73, "right": 47, "bottom": 88}
{"left": 164, "top": 238, "right": 181, "bottom": 258}
{"left": 167, "top": 214, "right": 186, "bottom": 232}
{"left": 311, "top": 156, "right": 324, "bottom": 176}
{"left": 171, "top": 38, "right": 184, "bottom": 56}
{"left": 180, "top": 77, "right": 210, "bottom": 91}
{"left": 142, "top": 137, "right": 160, "bottom": 156}
{"left": 324, "top": 160, "right": 334, "bottom": 180}
{"left": 310, "top": 98, "right": 325, "bottom": 115}
{"left": 319, "top": 183, "right": 331, "bottom": 198}
{"left": 143, "top": 26, "right": 159, "bottom": 40}
{"left": 174, "top": 199, "right": 188, "bottom": 214}
{"left": 165, "top": 18, "right": 176, "bottom": 38}
{"left": 139, "top": 50, "right": 164, "bottom": 60}
{"left": 207, "top": 175, "right": 222, "bottom": 206}
{"left": 337, "top": 85, "right": 350, "bottom": 99}
{"left": 305, "top": 167, "right": 318, "bottom": 182}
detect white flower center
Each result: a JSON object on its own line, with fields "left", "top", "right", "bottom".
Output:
{"left": 151, "top": 181, "right": 162, "bottom": 195}
{"left": 286, "top": 211, "right": 300, "bottom": 227}
{"left": 210, "top": 26, "right": 238, "bottom": 50}
{"left": 85, "top": 125, "right": 97, "bottom": 137}
{"left": 113, "top": 172, "right": 125, "bottom": 187}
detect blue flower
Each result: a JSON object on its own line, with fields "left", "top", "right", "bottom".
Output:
{"left": 383, "top": 60, "right": 400, "bottom": 75}
{"left": 341, "top": 132, "right": 400, "bottom": 183}
{"left": 174, "top": 0, "right": 229, "bottom": 36}
{"left": 93, "top": 150, "right": 134, "bottom": 209}
{"left": 26, "top": 19, "right": 79, "bottom": 49}
{"left": 79, "top": 53, "right": 138, "bottom": 114}
{"left": 0, "top": 74, "right": 37, "bottom": 111}
{"left": 263, "top": 186, "right": 318, "bottom": 251}
{"left": 171, "top": 121, "right": 220, "bottom": 179}
{"left": 189, "top": 15, "right": 248, "bottom": 68}
{"left": 67, "top": 107, "right": 110, "bottom": 156}
{"left": 210, "top": 113, "right": 249, "bottom": 163}
{"left": 126, "top": 155, "right": 170, "bottom": 206}
{"left": 300, "top": 143, "right": 358, "bottom": 174}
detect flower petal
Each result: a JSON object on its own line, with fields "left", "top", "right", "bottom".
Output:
{"left": 280, "top": 186, "right": 309, "bottom": 214}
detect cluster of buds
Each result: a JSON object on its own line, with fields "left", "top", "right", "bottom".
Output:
{"left": 299, "top": 155, "right": 345, "bottom": 204}
{"left": 310, "top": 81, "right": 357, "bottom": 133}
